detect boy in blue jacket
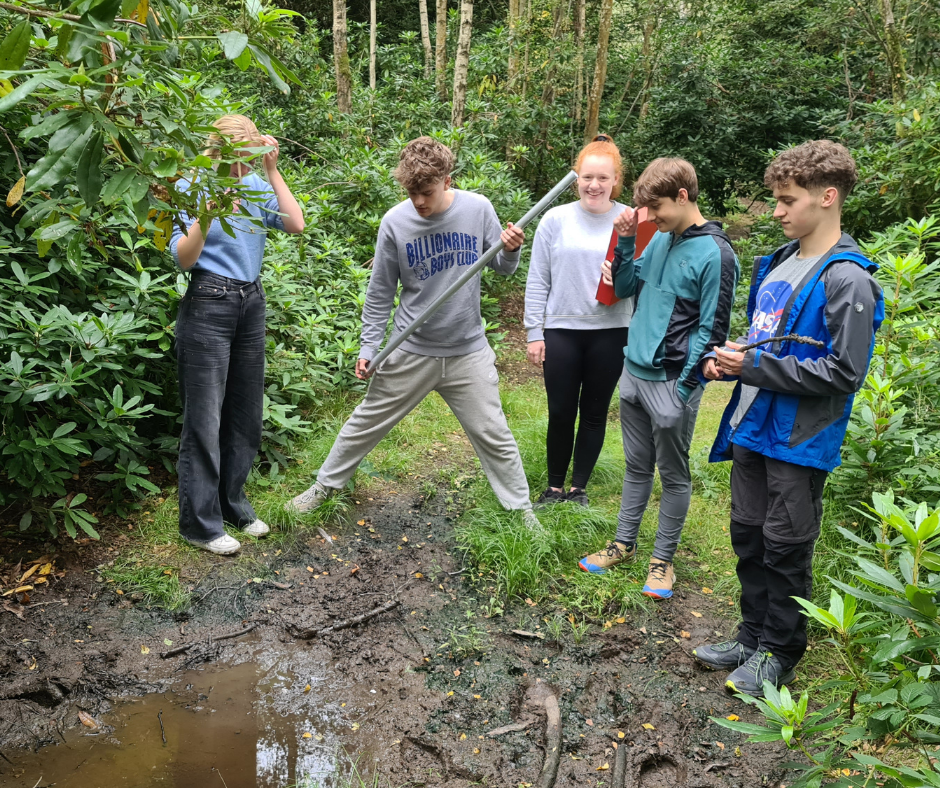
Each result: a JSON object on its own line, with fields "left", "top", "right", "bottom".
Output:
{"left": 692, "top": 141, "right": 884, "bottom": 697}
{"left": 581, "top": 158, "right": 739, "bottom": 600}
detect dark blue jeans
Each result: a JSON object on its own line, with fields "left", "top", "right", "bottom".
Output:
{"left": 175, "top": 272, "right": 266, "bottom": 543}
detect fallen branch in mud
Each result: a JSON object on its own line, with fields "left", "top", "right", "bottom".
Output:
{"left": 536, "top": 690, "right": 562, "bottom": 788}
{"left": 611, "top": 735, "right": 629, "bottom": 786}
{"left": 486, "top": 717, "right": 536, "bottom": 737}
{"left": 288, "top": 599, "right": 401, "bottom": 639}
{"left": 159, "top": 623, "right": 257, "bottom": 658}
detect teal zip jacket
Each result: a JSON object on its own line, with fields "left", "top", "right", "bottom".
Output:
{"left": 611, "top": 221, "right": 739, "bottom": 400}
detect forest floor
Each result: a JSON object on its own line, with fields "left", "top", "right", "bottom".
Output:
{"left": 0, "top": 293, "right": 803, "bottom": 788}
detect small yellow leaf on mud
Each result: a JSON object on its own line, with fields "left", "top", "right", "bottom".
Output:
{"left": 307, "top": 566, "right": 314, "bottom": 572}
{"left": 702, "top": 587, "right": 714, "bottom": 594}
{"left": 141, "top": 645, "right": 150, "bottom": 654}
{"left": 163, "top": 570, "right": 173, "bottom": 576}
{"left": 304, "top": 684, "right": 311, "bottom": 693}
{"left": 358, "top": 520, "right": 366, "bottom": 525}
{"left": 33, "top": 577, "right": 47, "bottom": 585}
{"left": 913, "top": 108, "right": 921, "bottom": 122}
{"left": 341, "top": 703, "right": 346, "bottom": 707}
{"left": 735, "top": 746, "right": 741, "bottom": 757}
{"left": 164, "top": 639, "right": 173, "bottom": 646}
{"left": 715, "top": 741, "right": 725, "bottom": 750}
{"left": 473, "top": 747, "right": 481, "bottom": 754}
{"left": 116, "top": 589, "right": 124, "bottom": 595}
{"left": 454, "top": 669, "right": 461, "bottom": 677}
{"left": 321, "top": 571, "right": 328, "bottom": 576}
{"left": 525, "top": 598, "right": 536, "bottom": 606}
{"left": 79, "top": 711, "right": 98, "bottom": 729}
{"left": 28, "top": 660, "right": 37, "bottom": 670}
{"left": 401, "top": 536, "right": 408, "bottom": 542}
{"left": 642, "top": 723, "right": 655, "bottom": 730}
{"left": 459, "top": 733, "right": 467, "bottom": 740}
{"left": 691, "top": 611, "right": 703, "bottom": 618}
{"left": 585, "top": 719, "right": 593, "bottom": 726}
{"left": 351, "top": 723, "right": 360, "bottom": 731}
{"left": 414, "top": 572, "right": 424, "bottom": 578}
{"left": 617, "top": 731, "right": 625, "bottom": 739}
{"left": 680, "top": 630, "right": 691, "bottom": 639}
{"left": 616, "top": 617, "right": 625, "bottom": 624}
{"left": 302, "top": 732, "right": 313, "bottom": 739}
{"left": 6, "top": 175, "right": 26, "bottom": 208}
{"left": 596, "top": 763, "right": 609, "bottom": 771}
{"left": 473, "top": 694, "right": 481, "bottom": 699}
{"left": 38, "top": 563, "right": 53, "bottom": 576}
{"left": 439, "top": 584, "right": 444, "bottom": 590}
{"left": 726, "top": 714, "right": 740, "bottom": 721}
{"left": 447, "top": 691, "right": 454, "bottom": 697}
{"left": 603, "top": 621, "right": 612, "bottom": 630}
{"left": 315, "top": 734, "right": 324, "bottom": 741}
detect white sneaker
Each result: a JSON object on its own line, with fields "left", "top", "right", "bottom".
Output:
{"left": 183, "top": 534, "right": 241, "bottom": 555}
{"left": 284, "top": 481, "right": 331, "bottom": 514}
{"left": 522, "top": 509, "right": 542, "bottom": 531}
{"left": 242, "top": 519, "right": 270, "bottom": 537}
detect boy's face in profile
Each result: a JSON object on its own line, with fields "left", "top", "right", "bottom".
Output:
{"left": 645, "top": 193, "right": 686, "bottom": 234}
{"left": 772, "top": 182, "right": 838, "bottom": 240}
{"left": 408, "top": 176, "right": 453, "bottom": 218}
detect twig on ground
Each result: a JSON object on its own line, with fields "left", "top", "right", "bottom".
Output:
{"left": 158, "top": 710, "right": 166, "bottom": 744}
{"left": 486, "top": 717, "right": 536, "bottom": 737}
{"left": 536, "top": 689, "right": 562, "bottom": 788}
{"left": 612, "top": 737, "right": 629, "bottom": 785}
{"left": 288, "top": 599, "right": 400, "bottom": 640}
{"left": 159, "top": 623, "right": 256, "bottom": 658}
{"left": 32, "top": 777, "right": 43, "bottom": 788}
{"left": 213, "top": 768, "right": 230, "bottom": 788}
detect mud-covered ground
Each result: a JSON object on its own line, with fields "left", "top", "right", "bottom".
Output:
{"left": 0, "top": 483, "right": 788, "bottom": 787}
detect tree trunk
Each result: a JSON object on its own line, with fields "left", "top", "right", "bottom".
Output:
{"left": 451, "top": 0, "right": 474, "bottom": 127}
{"left": 539, "top": 0, "right": 568, "bottom": 108}
{"left": 881, "top": 0, "right": 907, "bottom": 102}
{"left": 435, "top": 0, "right": 449, "bottom": 99}
{"left": 507, "top": 0, "right": 520, "bottom": 86}
{"left": 419, "top": 0, "right": 433, "bottom": 78}
{"left": 573, "top": 0, "right": 585, "bottom": 122}
{"left": 369, "top": 0, "right": 377, "bottom": 89}
{"left": 521, "top": 0, "right": 531, "bottom": 98}
{"left": 584, "top": 0, "right": 613, "bottom": 142}
{"left": 638, "top": 3, "right": 656, "bottom": 121}
{"left": 333, "top": 0, "right": 352, "bottom": 112}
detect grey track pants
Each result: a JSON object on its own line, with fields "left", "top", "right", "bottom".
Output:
{"left": 316, "top": 346, "right": 532, "bottom": 510}
{"left": 615, "top": 367, "right": 703, "bottom": 561}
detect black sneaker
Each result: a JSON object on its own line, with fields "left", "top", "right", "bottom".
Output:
{"left": 534, "top": 488, "right": 567, "bottom": 509}
{"left": 566, "top": 487, "right": 589, "bottom": 506}
{"left": 725, "top": 650, "right": 796, "bottom": 698}
{"left": 692, "top": 640, "right": 756, "bottom": 670}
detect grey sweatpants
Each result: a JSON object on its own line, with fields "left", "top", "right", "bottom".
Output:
{"left": 615, "top": 367, "right": 703, "bottom": 561}
{"left": 316, "top": 346, "right": 532, "bottom": 510}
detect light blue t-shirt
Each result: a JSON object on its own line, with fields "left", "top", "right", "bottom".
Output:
{"left": 169, "top": 172, "right": 284, "bottom": 282}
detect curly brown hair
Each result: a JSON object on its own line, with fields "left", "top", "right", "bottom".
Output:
{"left": 632, "top": 157, "right": 699, "bottom": 207}
{"left": 764, "top": 140, "right": 858, "bottom": 205}
{"left": 394, "top": 137, "right": 455, "bottom": 191}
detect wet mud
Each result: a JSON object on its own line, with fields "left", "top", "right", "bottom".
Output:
{"left": 0, "top": 490, "right": 789, "bottom": 787}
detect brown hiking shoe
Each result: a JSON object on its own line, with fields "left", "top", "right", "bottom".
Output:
{"left": 578, "top": 541, "right": 636, "bottom": 574}
{"left": 642, "top": 559, "right": 675, "bottom": 599}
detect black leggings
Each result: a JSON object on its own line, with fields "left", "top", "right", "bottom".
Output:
{"left": 543, "top": 327, "right": 628, "bottom": 489}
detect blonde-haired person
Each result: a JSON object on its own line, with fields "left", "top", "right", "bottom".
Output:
{"left": 170, "top": 114, "right": 304, "bottom": 555}
{"left": 524, "top": 134, "right": 633, "bottom": 509}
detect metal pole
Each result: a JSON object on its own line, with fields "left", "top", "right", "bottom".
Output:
{"left": 366, "top": 169, "right": 579, "bottom": 373}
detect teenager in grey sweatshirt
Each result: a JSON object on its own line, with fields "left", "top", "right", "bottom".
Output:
{"left": 287, "top": 137, "right": 538, "bottom": 524}
{"left": 524, "top": 135, "right": 633, "bottom": 509}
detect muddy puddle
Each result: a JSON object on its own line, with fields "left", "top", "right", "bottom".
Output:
{"left": 5, "top": 644, "right": 380, "bottom": 788}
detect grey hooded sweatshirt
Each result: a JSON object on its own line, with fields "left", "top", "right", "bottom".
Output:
{"left": 358, "top": 190, "right": 520, "bottom": 360}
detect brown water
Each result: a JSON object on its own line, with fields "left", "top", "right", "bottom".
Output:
{"left": 5, "top": 648, "right": 375, "bottom": 788}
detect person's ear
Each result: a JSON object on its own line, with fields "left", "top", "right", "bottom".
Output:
{"left": 821, "top": 186, "right": 839, "bottom": 208}
{"left": 677, "top": 188, "right": 688, "bottom": 205}
{"left": 444, "top": 175, "right": 452, "bottom": 190}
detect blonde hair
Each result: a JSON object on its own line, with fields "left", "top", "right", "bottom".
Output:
{"left": 575, "top": 134, "right": 623, "bottom": 199}
{"left": 632, "top": 157, "right": 699, "bottom": 206}
{"left": 204, "top": 114, "right": 263, "bottom": 160}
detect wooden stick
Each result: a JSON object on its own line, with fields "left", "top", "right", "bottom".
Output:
{"left": 159, "top": 623, "right": 256, "bottom": 658}
{"left": 289, "top": 599, "right": 400, "bottom": 639}
{"left": 486, "top": 717, "right": 536, "bottom": 737}
{"left": 536, "top": 691, "right": 562, "bottom": 788}
{"left": 611, "top": 736, "right": 629, "bottom": 786}
{"left": 735, "top": 333, "right": 825, "bottom": 353}
{"left": 0, "top": 1, "right": 146, "bottom": 26}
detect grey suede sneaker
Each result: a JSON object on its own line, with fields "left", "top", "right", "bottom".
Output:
{"left": 285, "top": 481, "right": 331, "bottom": 514}
{"left": 725, "top": 650, "right": 796, "bottom": 697}
{"left": 692, "top": 639, "right": 756, "bottom": 671}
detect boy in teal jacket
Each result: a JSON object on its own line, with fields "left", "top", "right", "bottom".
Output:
{"left": 580, "top": 158, "right": 739, "bottom": 600}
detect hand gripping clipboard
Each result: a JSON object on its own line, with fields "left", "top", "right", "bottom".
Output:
{"left": 596, "top": 206, "right": 655, "bottom": 306}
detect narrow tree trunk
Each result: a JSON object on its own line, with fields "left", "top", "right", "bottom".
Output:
{"left": 638, "top": 3, "right": 656, "bottom": 121}
{"left": 881, "top": 0, "right": 907, "bottom": 102}
{"left": 435, "top": 0, "right": 448, "bottom": 99}
{"left": 521, "top": 0, "right": 531, "bottom": 98}
{"left": 584, "top": 0, "right": 613, "bottom": 142}
{"left": 540, "top": 0, "right": 568, "bottom": 108}
{"left": 507, "top": 0, "right": 520, "bottom": 86}
{"left": 369, "top": 0, "right": 377, "bottom": 89}
{"left": 419, "top": 0, "right": 433, "bottom": 78}
{"left": 573, "top": 0, "right": 585, "bottom": 122}
{"left": 451, "top": 0, "right": 474, "bottom": 127}
{"left": 333, "top": 0, "right": 353, "bottom": 112}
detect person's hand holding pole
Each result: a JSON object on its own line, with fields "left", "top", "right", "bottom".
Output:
{"left": 501, "top": 222, "right": 525, "bottom": 251}
{"left": 355, "top": 358, "right": 373, "bottom": 380}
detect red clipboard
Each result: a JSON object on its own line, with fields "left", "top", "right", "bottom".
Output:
{"left": 596, "top": 207, "right": 655, "bottom": 305}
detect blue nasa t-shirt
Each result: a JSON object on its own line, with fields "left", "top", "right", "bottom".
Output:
{"left": 730, "top": 251, "right": 821, "bottom": 428}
